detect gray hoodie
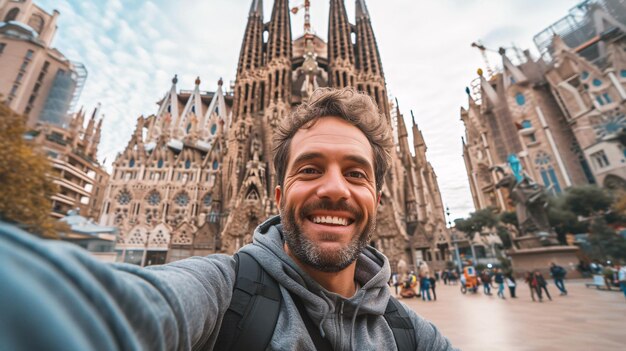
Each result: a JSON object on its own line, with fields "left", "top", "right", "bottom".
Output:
{"left": 0, "top": 217, "right": 455, "bottom": 351}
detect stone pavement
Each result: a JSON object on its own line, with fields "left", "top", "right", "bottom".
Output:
{"left": 397, "top": 280, "right": 626, "bottom": 351}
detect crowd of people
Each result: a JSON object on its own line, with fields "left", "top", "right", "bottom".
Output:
{"left": 388, "top": 261, "right": 603, "bottom": 302}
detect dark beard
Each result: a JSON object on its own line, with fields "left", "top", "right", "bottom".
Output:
{"left": 281, "top": 199, "right": 375, "bottom": 273}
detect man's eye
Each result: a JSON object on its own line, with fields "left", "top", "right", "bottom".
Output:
{"left": 346, "top": 171, "right": 366, "bottom": 179}
{"left": 300, "top": 168, "right": 320, "bottom": 174}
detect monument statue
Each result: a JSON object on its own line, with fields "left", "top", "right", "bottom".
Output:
{"left": 491, "top": 155, "right": 558, "bottom": 248}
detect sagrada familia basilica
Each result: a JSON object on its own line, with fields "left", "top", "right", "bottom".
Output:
{"left": 99, "top": 0, "right": 449, "bottom": 268}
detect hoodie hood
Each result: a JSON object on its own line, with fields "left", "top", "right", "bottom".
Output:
{"left": 240, "top": 215, "right": 391, "bottom": 323}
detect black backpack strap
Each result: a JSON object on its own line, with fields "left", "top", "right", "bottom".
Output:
{"left": 289, "top": 292, "right": 333, "bottom": 351}
{"left": 384, "top": 297, "right": 417, "bottom": 351}
{"left": 214, "top": 252, "right": 282, "bottom": 351}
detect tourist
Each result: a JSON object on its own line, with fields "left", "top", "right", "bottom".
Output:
{"left": 505, "top": 272, "right": 517, "bottom": 298}
{"left": 481, "top": 269, "right": 492, "bottom": 295}
{"left": 525, "top": 271, "right": 537, "bottom": 302}
{"left": 442, "top": 270, "right": 449, "bottom": 285}
{"left": 549, "top": 262, "right": 568, "bottom": 295}
{"left": 534, "top": 270, "right": 552, "bottom": 302}
{"left": 429, "top": 274, "right": 437, "bottom": 301}
{"left": 421, "top": 274, "right": 432, "bottom": 301}
{"left": 0, "top": 88, "right": 455, "bottom": 350}
{"left": 494, "top": 268, "right": 506, "bottom": 299}
{"left": 390, "top": 272, "right": 400, "bottom": 296}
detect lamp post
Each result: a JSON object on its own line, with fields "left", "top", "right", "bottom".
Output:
{"left": 446, "top": 206, "right": 463, "bottom": 272}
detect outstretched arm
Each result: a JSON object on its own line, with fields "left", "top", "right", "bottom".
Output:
{"left": 0, "top": 222, "right": 236, "bottom": 351}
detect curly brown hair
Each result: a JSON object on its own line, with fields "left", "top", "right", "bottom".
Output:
{"left": 272, "top": 87, "right": 393, "bottom": 192}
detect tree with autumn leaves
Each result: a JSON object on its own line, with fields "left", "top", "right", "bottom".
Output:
{"left": 0, "top": 100, "right": 60, "bottom": 238}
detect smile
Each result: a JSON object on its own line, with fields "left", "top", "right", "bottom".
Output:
{"left": 310, "top": 215, "right": 352, "bottom": 226}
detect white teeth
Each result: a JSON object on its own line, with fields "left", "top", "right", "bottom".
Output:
{"left": 312, "top": 216, "right": 348, "bottom": 226}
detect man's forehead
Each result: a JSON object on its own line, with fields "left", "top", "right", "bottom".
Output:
{"left": 290, "top": 117, "right": 373, "bottom": 162}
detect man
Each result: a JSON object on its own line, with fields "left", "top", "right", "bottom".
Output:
{"left": 0, "top": 88, "right": 455, "bottom": 350}
{"left": 481, "top": 270, "right": 492, "bottom": 295}
{"left": 549, "top": 262, "right": 568, "bottom": 295}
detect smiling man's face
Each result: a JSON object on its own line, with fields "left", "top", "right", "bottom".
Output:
{"left": 276, "top": 116, "right": 378, "bottom": 272}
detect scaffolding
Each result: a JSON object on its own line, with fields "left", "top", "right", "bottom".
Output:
{"left": 533, "top": 0, "right": 626, "bottom": 64}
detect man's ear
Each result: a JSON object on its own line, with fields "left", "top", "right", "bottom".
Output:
{"left": 275, "top": 186, "right": 282, "bottom": 212}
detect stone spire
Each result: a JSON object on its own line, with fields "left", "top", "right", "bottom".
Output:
{"left": 354, "top": 0, "right": 388, "bottom": 120}
{"left": 237, "top": 0, "right": 264, "bottom": 76}
{"left": 355, "top": 0, "right": 383, "bottom": 77}
{"left": 266, "top": 0, "right": 292, "bottom": 62}
{"left": 328, "top": 0, "right": 355, "bottom": 88}
{"left": 84, "top": 103, "right": 100, "bottom": 142}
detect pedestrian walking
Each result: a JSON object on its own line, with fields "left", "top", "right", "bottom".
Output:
{"left": 494, "top": 268, "right": 506, "bottom": 299}
{"left": 421, "top": 275, "right": 432, "bottom": 301}
{"left": 549, "top": 262, "right": 568, "bottom": 295}
{"left": 534, "top": 270, "right": 552, "bottom": 302}
{"left": 505, "top": 273, "right": 517, "bottom": 298}
{"left": 390, "top": 272, "right": 400, "bottom": 296}
{"left": 525, "top": 271, "right": 536, "bottom": 302}
{"left": 481, "top": 270, "right": 492, "bottom": 295}
{"left": 429, "top": 275, "right": 437, "bottom": 301}
{"left": 442, "top": 270, "right": 449, "bottom": 285}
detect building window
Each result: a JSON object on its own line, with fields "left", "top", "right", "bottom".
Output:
{"left": 20, "top": 61, "right": 28, "bottom": 71}
{"left": 581, "top": 71, "right": 589, "bottom": 80}
{"left": 521, "top": 120, "right": 532, "bottom": 129}
{"left": 210, "top": 123, "right": 217, "bottom": 135}
{"left": 534, "top": 151, "right": 561, "bottom": 194}
{"left": 25, "top": 49, "right": 33, "bottom": 59}
{"left": 116, "top": 190, "right": 132, "bottom": 205}
{"left": 529, "top": 133, "right": 536, "bottom": 142}
{"left": 185, "top": 159, "right": 191, "bottom": 169}
{"left": 515, "top": 92, "right": 525, "bottom": 106}
{"left": 592, "top": 78, "right": 602, "bottom": 87}
{"left": 27, "top": 14, "right": 44, "bottom": 34}
{"left": 9, "top": 84, "right": 18, "bottom": 96}
{"left": 621, "top": 70, "right": 626, "bottom": 78}
{"left": 146, "top": 191, "right": 161, "bottom": 206}
{"left": 174, "top": 192, "right": 190, "bottom": 206}
{"left": 212, "top": 160, "right": 219, "bottom": 170}
{"left": 591, "top": 150, "right": 610, "bottom": 169}
{"left": 4, "top": 8, "right": 19, "bottom": 22}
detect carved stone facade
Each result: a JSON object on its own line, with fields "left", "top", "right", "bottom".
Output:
{"left": 462, "top": 2, "right": 626, "bottom": 213}
{"left": 100, "top": 0, "right": 450, "bottom": 269}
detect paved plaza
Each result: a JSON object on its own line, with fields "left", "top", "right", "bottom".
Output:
{"left": 399, "top": 280, "right": 626, "bottom": 350}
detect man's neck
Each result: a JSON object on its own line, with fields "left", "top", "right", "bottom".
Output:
{"left": 285, "top": 243, "right": 357, "bottom": 298}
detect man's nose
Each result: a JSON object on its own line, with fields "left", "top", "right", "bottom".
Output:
{"left": 316, "top": 167, "right": 350, "bottom": 201}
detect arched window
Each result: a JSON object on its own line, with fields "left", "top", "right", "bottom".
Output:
{"left": 27, "top": 14, "right": 44, "bottom": 34}
{"left": 534, "top": 151, "right": 561, "bottom": 194}
{"left": 4, "top": 8, "right": 19, "bottom": 22}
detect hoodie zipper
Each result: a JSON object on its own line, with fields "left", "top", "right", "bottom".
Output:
{"left": 337, "top": 301, "right": 345, "bottom": 351}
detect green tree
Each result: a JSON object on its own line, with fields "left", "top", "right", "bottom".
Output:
{"left": 562, "top": 185, "right": 613, "bottom": 217}
{"left": 588, "top": 218, "right": 626, "bottom": 261}
{"left": 0, "top": 100, "right": 59, "bottom": 238}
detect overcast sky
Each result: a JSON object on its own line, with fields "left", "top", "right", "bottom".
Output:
{"left": 37, "top": 0, "right": 582, "bottom": 220}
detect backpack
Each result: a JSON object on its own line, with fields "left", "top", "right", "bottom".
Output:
{"left": 214, "top": 251, "right": 417, "bottom": 351}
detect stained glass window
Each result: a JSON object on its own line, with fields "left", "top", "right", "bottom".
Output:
{"left": 146, "top": 191, "right": 161, "bottom": 206}
{"left": 515, "top": 93, "right": 525, "bottom": 106}
{"left": 116, "top": 190, "right": 132, "bottom": 205}
{"left": 203, "top": 194, "right": 212, "bottom": 206}
{"left": 174, "top": 192, "right": 190, "bottom": 206}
